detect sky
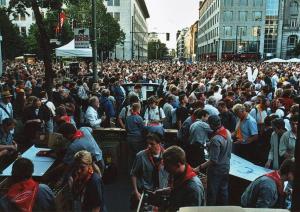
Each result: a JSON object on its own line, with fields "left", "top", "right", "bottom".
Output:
{"left": 145, "top": 0, "right": 199, "bottom": 49}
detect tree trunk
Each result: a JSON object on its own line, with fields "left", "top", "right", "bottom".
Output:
{"left": 31, "top": 0, "right": 53, "bottom": 99}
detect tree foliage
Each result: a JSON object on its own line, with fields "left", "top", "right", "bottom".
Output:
{"left": 148, "top": 40, "right": 168, "bottom": 60}
{"left": 67, "top": 0, "right": 125, "bottom": 57}
{"left": 0, "top": 7, "right": 25, "bottom": 59}
{"left": 25, "top": 11, "right": 74, "bottom": 57}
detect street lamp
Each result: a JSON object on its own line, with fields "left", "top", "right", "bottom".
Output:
{"left": 0, "top": 31, "right": 2, "bottom": 77}
{"left": 91, "top": 0, "right": 98, "bottom": 82}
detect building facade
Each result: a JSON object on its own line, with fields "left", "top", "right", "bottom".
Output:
{"left": 183, "top": 21, "right": 198, "bottom": 62}
{"left": 197, "top": 0, "right": 300, "bottom": 61}
{"left": 281, "top": 0, "right": 300, "bottom": 58}
{"left": 1, "top": 0, "right": 47, "bottom": 36}
{"left": 176, "top": 28, "right": 188, "bottom": 59}
{"left": 105, "top": 0, "right": 149, "bottom": 60}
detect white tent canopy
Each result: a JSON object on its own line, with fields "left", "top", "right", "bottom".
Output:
{"left": 264, "top": 58, "right": 287, "bottom": 63}
{"left": 287, "top": 58, "right": 300, "bottom": 63}
{"left": 55, "top": 39, "right": 92, "bottom": 58}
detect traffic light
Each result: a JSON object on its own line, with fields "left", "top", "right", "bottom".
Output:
{"left": 166, "top": 33, "right": 170, "bottom": 41}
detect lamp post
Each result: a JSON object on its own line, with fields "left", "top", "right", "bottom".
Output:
{"left": 0, "top": 31, "right": 2, "bottom": 77}
{"left": 91, "top": 0, "right": 98, "bottom": 82}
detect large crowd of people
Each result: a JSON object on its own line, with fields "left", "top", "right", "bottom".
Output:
{"left": 0, "top": 59, "right": 299, "bottom": 211}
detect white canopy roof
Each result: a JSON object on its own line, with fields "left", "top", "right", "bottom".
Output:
{"left": 55, "top": 39, "right": 92, "bottom": 58}
{"left": 264, "top": 58, "right": 287, "bottom": 63}
{"left": 287, "top": 58, "right": 300, "bottom": 63}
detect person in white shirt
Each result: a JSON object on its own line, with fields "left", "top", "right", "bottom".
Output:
{"left": 144, "top": 96, "right": 165, "bottom": 127}
{"left": 212, "top": 85, "right": 222, "bottom": 102}
{"left": 85, "top": 96, "right": 103, "bottom": 128}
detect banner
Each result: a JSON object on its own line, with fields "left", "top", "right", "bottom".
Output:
{"left": 74, "top": 28, "right": 90, "bottom": 48}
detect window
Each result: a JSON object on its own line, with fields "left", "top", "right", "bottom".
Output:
{"left": 114, "top": 12, "right": 120, "bottom": 21}
{"left": 253, "top": 0, "right": 262, "bottom": 6}
{"left": 239, "top": 11, "right": 247, "bottom": 21}
{"left": 238, "top": 26, "right": 247, "bottom": 36}
{"left": 223, "top": 41, "right": 234, "bottom": 52}
{"left": 0, "top": 0, "right": 6, "bottom": 5}
{"left": 290, "top": 1, "right": 299, "bottom": 15}
{"left": 290, "top": 19, "right": 298, "bottom": 27}
{"left": 32, "top": 12, "right": 35, "bottom": 21}
{"left": 107, "top": 0, "right": 113, "bottom": 6}
{"left": 114, "top": 0, "right": 120, "bottom": 6}
{"left": 288, "top": 35, "right": 298, "bottom": 46}
{"left": 14, "top": 14, "right": 20, "bottom": 21}
{"left": 223, "top": 11, "right": 233, "bottom": 21}
{"left": 108, "top": 12, "right": 113, "bottom": 17}
{"left": 240, "top": 0, "right": 248, "bottom": 6}
{"left": 224, "top": 26, "right": 232, "bottom": 36}
{"left": 224, "top": 0, "right": 233, "bottom": 6}
{"left": 20, "top": 27, "right": 26, "bottom": 37}
{"left": 253, "top": 11, "right": 262, "bottom": 21}
{"left": 252, "top": 26, "right": 261, "bottom": 37}
{"left": 20, "top": 13, "right": 26, "bottom": 21}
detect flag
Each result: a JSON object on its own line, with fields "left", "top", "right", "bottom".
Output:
{"left": 55, "top": 12, "right": 66, "bottom": 34}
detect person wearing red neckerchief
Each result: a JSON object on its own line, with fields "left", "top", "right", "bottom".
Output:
{"left": 241, "top": 159, "right": 295, "bottom": 208}
{"left": 130, "top": 133, "right": 169, "bottom": 208}
{"left": 162, "top": 146, "right": 205, "bottom": 211}
{"left": 195, "top": 115, "right": 232, "bottom": 206}
{"left": 69, "top": 150, "right": 107, "bottom": 212}
{"left": 50, "top": 123, "right": 104, "bottom": 186}
{"left": 1, "top": 158, "right": 55, "bottom": 212}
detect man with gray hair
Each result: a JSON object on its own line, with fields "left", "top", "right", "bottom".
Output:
{"left": 85, "top": 96, "right": 103, "bottom": 128}
{"left": 232, "top": 104, "right": 258, "bottom": 162}
{"left": 204, "top": 96, "right": 219, "bottom": 116}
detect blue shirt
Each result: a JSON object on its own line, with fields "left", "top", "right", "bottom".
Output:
{"left": 125, "top": 114, "right": 144, "bottom": 142}
{"left": 63, "top": 127, "right": 103, "bottom": 165}
{"left": 237, "top": 114, "right": 258, "bottom": 144}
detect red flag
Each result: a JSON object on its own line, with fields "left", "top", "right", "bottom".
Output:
{"left": 55, "top": 12, "right": 66, "bottom": 33}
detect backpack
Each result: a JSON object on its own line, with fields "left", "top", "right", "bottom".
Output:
{"left": 171, "top": 108, "right": 177, "bottom": 125}
{"left": 278, "top": 107, "right": 287, "bottom": 118}
{"left": 145, "top": 106, "right": 162, "bottom": 121}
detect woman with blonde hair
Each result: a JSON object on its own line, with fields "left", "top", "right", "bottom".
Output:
{"left": 69, "top": 150, "right": 106, "bottom": 212}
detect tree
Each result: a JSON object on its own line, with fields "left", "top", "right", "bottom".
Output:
{"left": 7, "top": 0, "right": 64, "bottom": 97}
{"left": 148, "top": 40, "right": 169, "bottom": 60}
{"left": 25, "top": 11, "right": 73, "bottom": 57}
{"left": 0, "top": 7, "right": 25, "bottom": 59}
{"left": 67, "top": 0, "right": 125, "bottom": 60}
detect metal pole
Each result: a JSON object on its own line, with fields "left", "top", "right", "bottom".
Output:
{"left": 131, "top": 15, "right": 134, "bottom": 60}
{"left": 292, "top": 96, "right": 300, "bottom": 210}
{"left": 91, "top": 0, "right": 98, "bottom": 82}
{"left": 0, "top": 32, "right": 2, "bottom": 77}
{"left": 138, "top": 38, "right": 140, "bottom": 60}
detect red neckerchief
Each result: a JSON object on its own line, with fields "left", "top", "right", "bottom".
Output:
{"left": 172, "top": 164, "right": 197, "bottom": 190}
{"left": 61, "top": 115, "right": 71, "bottom": 123}
{"left": 7, "top": 178, "right": 39, "bottom": 212}
{"left": 131, "top": 111, "right": 140, "bottom": 116}
{"left": 265, "top": 171, "right": 284, "bottom": 196}
{"left": 146, "top": 146, "right": 164, "bottom": 171}
{"left": 72, "top": 130, "right": 84, "bottom": 140}
{"left": 72, "top": 166, "right": 94, "bottom": 198}
{"left": 214, "top": 126, "right": 228, "bottom": 139}
{"left": 191, "top": 114, "right": 196, "bottom": 123}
